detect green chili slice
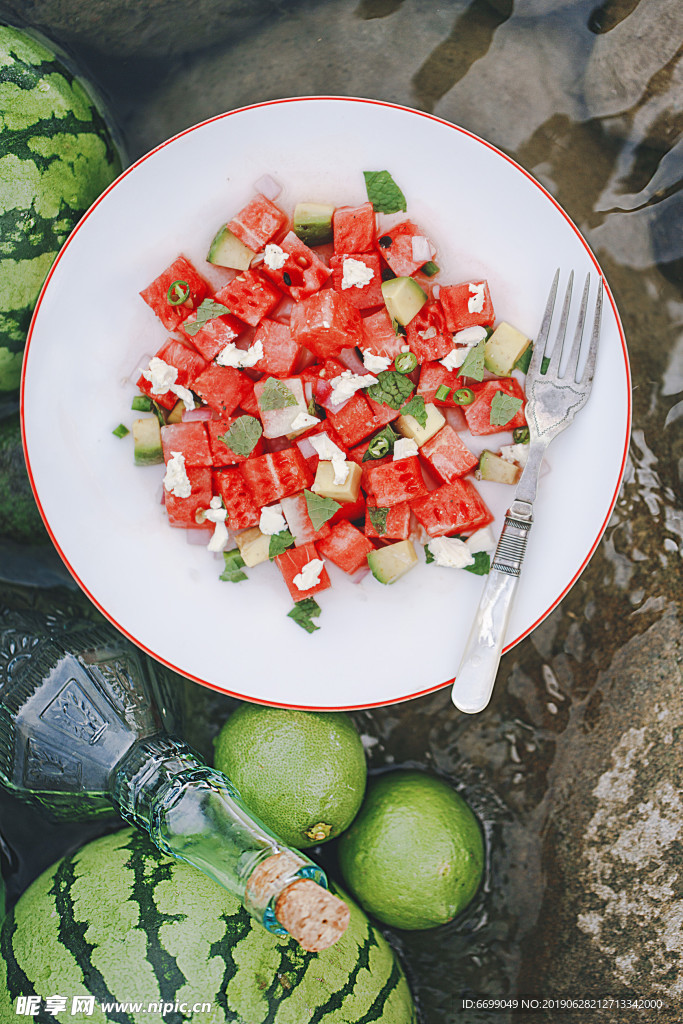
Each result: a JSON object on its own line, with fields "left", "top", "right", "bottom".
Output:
{"left": 513, "top": 426, "right": 530, "bottom": 444}
{"left": 454, "top": 387, "right": 475, "bottom": 406}
{"left": 166, "top": 279, "right": 190, "bottom": 305}
{"left": 435, "top": 384, "right": 451, "bottom": 402}
{"left": 395, "top": 350, "right": 418, "bottom": 374}
{"left": 367, "top": 436, "right": 390, "bottom": 459}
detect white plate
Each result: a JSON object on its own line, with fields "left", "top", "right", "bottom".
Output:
{"left": 21, "top": 97, "right": 630, "bottom": 710}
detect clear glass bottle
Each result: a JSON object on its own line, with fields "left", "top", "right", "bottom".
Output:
{"left": 0, "top": 612, "right": 348, "bottom": 950}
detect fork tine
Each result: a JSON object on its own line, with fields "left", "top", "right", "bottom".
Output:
{"left": 564, "top": 273, "right": 590, "bottom": 382}
{"left": 527, "top": 268, "right": 559, "bottom": 379}
{"left": 546, "top": 270, "right": 573, "bottom": 378}
{"left": 580, "top": 278, "right": 603, "bottom": 390}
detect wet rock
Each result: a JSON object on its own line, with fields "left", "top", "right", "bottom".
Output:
{"left": 582, "top": 0, "right": 683, "bottom": 149}
{"left": 518, "top": 606, "right": 683, "bottom": 1018}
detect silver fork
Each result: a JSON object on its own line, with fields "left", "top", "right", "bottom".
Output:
{"left": 451, "top": 269, "right": 603, "bottom": 714}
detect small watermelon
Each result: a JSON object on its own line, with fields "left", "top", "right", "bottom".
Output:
{"left": 0, "top": 828, "right": 417, "bottom": 1024}
{"left": 0, "top": 25, "right": 123, "bottom": 395}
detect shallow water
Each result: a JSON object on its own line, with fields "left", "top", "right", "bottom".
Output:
{"left": 1, "top": 0, "right": 682, "bottom": 1021}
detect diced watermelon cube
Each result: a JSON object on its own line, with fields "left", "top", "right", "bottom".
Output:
{"left": 193, "top": 364, "right": 251, "bottom": 418}
{"left": 290, "top": 291, "right": 364, "bottom": 359}
{"left": 362, "top": 457, "right": 428, "bottom": 506}
{"left": 361, "top": 308, "right": 405, "bottom": 361}
{"left": 463, "top": 378, "right": 526, "bottom": 436}
{"left": 238, "top": 385, "right": 260, "bottom": 417}
{"left": 410, "top": 479, "right": 493, "bottom": 537}
{"left": 261, "top": 231, "right": 331, "bottom": 301}
{"left": 215, "top": 270, "right": 283, "bottom": 327}
{"left": 405, "top": 303, "right": 452, "bottom": 362}
{"left": 280, "top": 492, "right": 332, "bottom": 546}
{"left": 164, "top": 467, "right": 213, "bottom": 529}
{"left": 332, "top": 203, "right": 376, "bottom": 254}
{"left": 206, "top": 417, "right": 264, "bottom": 466}
{"left": 439, "top": 280, "right": 495, "bottom": 332}
{"left": 364, "top": 501, "right": 411, "bottom": 540}
{"left": 240, "top": 448, "right": 314, "bottom": 507}
{"left": 366, "top": 396, "right": 400, "bottom": 432}
{"left": 328, "top": 493, "right": 366, "bottom": 526}
{"left": 329, "top": 254, "right": 383, "bottom": 310}
{"left": 275, "top": 542, "right": 331, "bottom": 602}
{"left": 317, "top": 520, "right": 375, "bottom": 574}
{"left": 251, "top": 319, "right": 300, "bottom": 376}
{"left": 419, "top": 424, "right": 478, "bottom": 482}
{"left": 160, "top": 422, "right": 212, "bottom": 467}
{"left": 326, "top": 392, "right": 374, "bottom": 447}
{"left": 213, "top": 467, "right": 261, "bottom": 529}
{"left": 136, "top": 338, "right": 208, "bottom": 410}
{"left": 140, "top": 256, "right": 209, "bottom": 331}
{"left": 180, "top": 310, "right": 247, "bottom": 361}
{"left": 417, "top": 362, "right": 465, "bottom": 407}
{"left": 227, "top": 195, "right": 288, "bottom": 251}
{"left": 377, "top": 221, "right": 432, "bottom": 277}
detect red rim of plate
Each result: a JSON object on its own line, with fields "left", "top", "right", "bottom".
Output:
{"left": 20, "top": 95, "right": 632, "bottom": 712}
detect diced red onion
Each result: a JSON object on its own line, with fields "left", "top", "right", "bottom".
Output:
{"left": 339, "top": 347, "right": 367, "bottom": 375}
{"left": 182, "top": 406, "right": 212, "bottom": 422}
{"left": 295, "top": 347, "right": 318, "bottom": 373}
{"left": 263, "top": 435, "right": 294, "bottom": 453}
{"left": 304, "top": 380, "right": 313, "bottom": 402}
{"left": 254, "top": 174, "right": 281, "bottom": 200}
{"left": 411, "top": 235, "right": 434, "bottom": 263}
{"left": 444, "top": 406, "right": 468, "bottom": 431}
{"left": 296, "top": 436, "right": 317, "bottom": 460}
{"left": 432, "top": 284, "right": 441, "bottom": 300}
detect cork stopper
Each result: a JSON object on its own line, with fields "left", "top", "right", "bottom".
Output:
{"left": 246, "top": 850, "right": 349, "bottom": 951}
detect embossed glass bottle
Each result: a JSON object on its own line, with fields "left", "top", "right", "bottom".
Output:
{"left": 0, "top": 613, "right": 348, "bottom": 950}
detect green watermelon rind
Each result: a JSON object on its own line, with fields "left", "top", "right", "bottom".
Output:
{"left": 0, "top": 24, "right": 123, "bottom": 393}
{"left": 0, "top": 827, "right": 417, "bottom": 1024}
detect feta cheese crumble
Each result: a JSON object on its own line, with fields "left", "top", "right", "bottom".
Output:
{"left": 500, "top": 443, "right": 530, "bottom": 468}
{"left": 393, "top": 437, "right": 419, "bottom": 461}
{"left": 361, "top": 350, "right": 392, "bottom": 373}
{"left": 205, "top": 496, "right": 229, "bottom": 552}
{"left": 341, "top": 257, "right": 374, "bottom": 290}
{"left": 216, "top": 338, "right": 264, "bottom": 369}
{"left": 468, "top": 282, "right": 486, "bottom": 314}
{"left": 263, "top": 243, "right": 287, "bottom": 270}
{"left": 163, "top": 451, "right": 191, "bottom": 498}
{"left": 293, "top": 558, "right": 325, "bottom": 591}
{"left": 260, "top": 503, "right": 287, "bottom": 535}
{"left": 290, "top": 411, "right": 320, "bottom": 432}
{"left": 427, "top": 536, "right": 475, "bottom": 569}
{"left": 328, "top": 370, "right": 378, "bottom": 408}
{"left": 418, "top": 326, "right": 437, "bottom": 340}
{"left": 440, "top": 326, "right": 488, "bottom": 371}
{"left": 141, "top": 357, "right": 195, "bottom": 409}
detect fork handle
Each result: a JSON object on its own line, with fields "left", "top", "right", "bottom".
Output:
{"left": 451, "top": 501, "right": 533, "bottom": 714}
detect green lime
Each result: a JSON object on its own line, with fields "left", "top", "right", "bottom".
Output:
{"left": 337, "top": 770, "right": 485, "bottom": 930}
{"left": 213, "top": 705, "right": 367, "bottom": 849}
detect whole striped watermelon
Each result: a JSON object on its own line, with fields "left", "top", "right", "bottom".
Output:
{"left": 0, "top": 25, "right": 122, "bottom": 394}
{"left": 0, "top": 828, "right": 417, "bottom": 1024}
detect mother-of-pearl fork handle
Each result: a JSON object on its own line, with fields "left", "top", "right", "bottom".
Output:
{"left": 451, "top": 501, "right": 533, "bottom": 714}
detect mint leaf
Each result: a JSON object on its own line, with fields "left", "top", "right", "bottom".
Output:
{"left": 362, "top": 424, "right": 398, "bottom": 462}
{"left": 399, "top": 394, "right": 427, "bottom": 427}
{"left": 514, "top": 344, "right": 533, "bottom": 374}
{"left": 464, "top": 551, "right": 491, "bottom": 575}
{"left": 258, "top": 376, "right": 298, "bottom": 411}
{"left": 367, "top": 370, "right": 414, "bottom": 410}
{"left": 220, "top": 548, "right": 247, "bottom": 583}
{"left": 424, "top": 544, "right": 435, "bottom": 564}
{"left": 458, "top": 339, "right": 486, "bottom": 381}
{"left": 368, "top": 506, "right": 390, "bottom": 535}
{"left": 421, "top": 261, "right": 440, "bottom": 277}
{"left": 363, "top": 170, "right": 407, "bottom": 214}
{"left": 490, "top": 390, "right": 524, "bottom": 427}
{"left": 183, "top": 299, "right": 231, "bottom": 336}
{"left": 392, "top": 318, "right": 407, "bottom": 337}
{"left": 304, "top": 489, "right": 341, "bottom": 531}
{"left": 269, "top": 529, "right": 295, "bottom": 559}
{"left": 288, "top": 598, "right": 322, "bottom": 633}
{"left": 219, "top": 415, "right": 262, "bottom": 457}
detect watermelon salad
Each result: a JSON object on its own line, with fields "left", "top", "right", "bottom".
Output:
{"left": 121, "top": 171, "right": 535, "bottom": 632}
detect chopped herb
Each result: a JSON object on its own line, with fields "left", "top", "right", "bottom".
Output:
{"left": 541, "top": 355, "right": 551, "bottom": 374}
{"left": 151, "top": 401, "right": 166, "bottom": 426}
{"left": 131, "top": 395, "right": 152, "bottom": 412}
{"left": 514, "top": 344, "right": 533, "bottom": 374}
{"left": 304, "top": 489, "right": 341, "bottom": 530}
{"left": 378, "top": 234, "right": 393, "bottom": 248}
{"left": 258, "top": 376, "right": 298, "bottom": 411}
{"left": 218, "top": 415, "right": 262, "bottom": 457}
{"left": 424, "top": 544, "right": 434, "bottom": 564}
{"left": 166, "top": 279, "right": 190, "bottom": 305}
{"left": 367, "top": 370, "right": 414, "bottom": 410}
{"left": 395, "top": 350, "right": 417, "bottom": 374}
{"left": 392, "top": 318, "right": 407, "bottom": 337}
{"left": 183, "top": 298, "right": 231, "bottom": 336}
{"left": 421, "top": 261, "right": 440, "bottom": 277}
{"left": 269, "top": 529, "right": 296, "bottom": 559}
{"left": 399, "top": 394, "right": 428, "bottom": 427}
{"left": 363, "top": 424, "right": 398, "bottom": 462}
{"left": 435, "top": 384, "right": 451, "bottom": 402}
{"left": 513, "top": 426, "right": 530, "bottom": 444}
{"left": 453, "top": 387, "right": 475, "bottom": 406}
{"left": 458, "top": 339, "right": 486, "bottom": 381}
{"left": 363, "top": 171, "right": 408, "bottom": 215}
{"left": 288, "top": 598, "right": 322, "bottom": 633}
{"left": 307, "top": 397, "right": 324, "bottom": 418}
{"left": 112, "top": 423, "right": 129, "bottom": 438}
{"left": 490, "top": 390, "right": 524, "bottom": 427}
{"left": 283, "top": 271, "right": 292, "bottom": 287}
{"left": 367, "top": 506, "right": 391, "bottom": 534}
{"left": 464, "top": 551, "right": 491, "bottom": 575}
{"left": 220, "top": 548, "right": 247, "bottom": 583}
